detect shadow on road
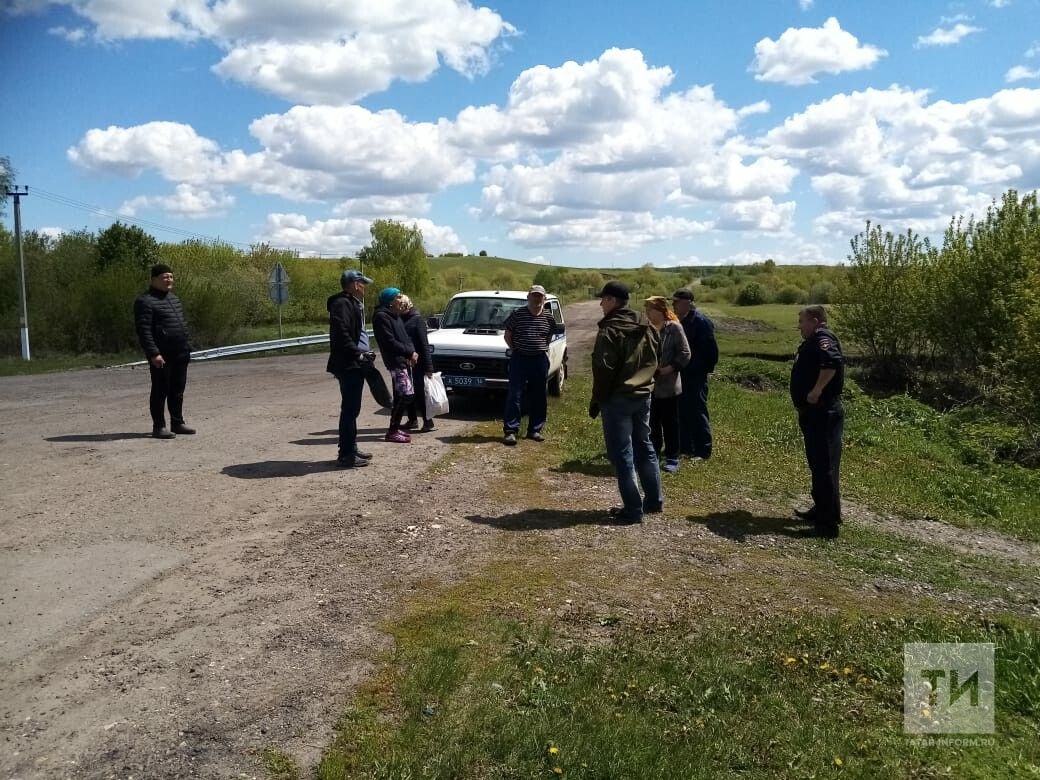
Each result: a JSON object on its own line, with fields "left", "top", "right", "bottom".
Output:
{"left": 552, "top": 459, "right": 614, "bottom": 478}
{"left": 438, "top": 434, "right": 502, "bottom": 445}
{"left": 221, "top": 460, "right": 341, "bottom": 479}
{"left": 467, "top": 508, "right": 616, "bottom": 530}
{"left": 688, "top": 509, "right": 808, "bottom": 541}
{"left": 46, "top": 433, "right": 151, "bottom": 442}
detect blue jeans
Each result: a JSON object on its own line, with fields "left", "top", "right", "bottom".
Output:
{"left": 600, "top": 395, "right": 663, "bottom": 519}
{"left": 336, "top": 369, "right": 365, "bottom": 459}
{"left": 503, "top": 352, "right": 549, "bottom": 435}
{"left": 678, "top": 369, "right": 712, "bottom": 458}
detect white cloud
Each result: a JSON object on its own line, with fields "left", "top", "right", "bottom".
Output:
{"left": 1006, "top": 65, "right": 1040, "bottom": 82}
{"left": 118, "top": 184, "right": 234, "bottom": 219}
{"left": 68, "top": 107, "right": 475, "bottom": 203}
{"left": 261, "top": 212, "right": 465, "bottom": 256}
{"left": 798, "top": 0, "right": 813, "bottom": 9}
{"left": 39, "top": 226, "right": 67, "bottom": 241}
{"left": 19, "top": 0, "right": 515, "bottom": 104}
{"left": 47, "top": 25, "right": 87, "bottom": 42}
{"left": 716, "top": 197, "right": 796, "bottom": 232}
{"left": 751, "top": 17, "right": 887, "bottom": 85}
{"left": 765, "top": 85, "right": 1040, "bottom": 238}
{"left": 916, "top": 23, "right": 983, "bottom": 48}
{"left": 988, "top": 0, "right": 1010, "bottom": 7}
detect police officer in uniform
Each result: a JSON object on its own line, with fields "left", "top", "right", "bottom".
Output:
{"left": 790, "top": 305, "right": 844, "bottom": 538}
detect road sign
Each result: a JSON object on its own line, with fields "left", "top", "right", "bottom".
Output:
{"left": 268, "top": 262, "right": 290, "bottom": 305}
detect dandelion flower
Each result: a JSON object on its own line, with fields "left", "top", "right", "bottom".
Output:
{"left": 548, "top": 746, "right": 560, "bottom": 756}
{"left": 834, "top": 756, "right": 844, "bottom": 766}
{"left": 553, "top": 767, "right": 563, "bottom": 775}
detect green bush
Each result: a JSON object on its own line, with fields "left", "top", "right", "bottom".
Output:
{"left": 774, "top": 285, "right": 807, "bottom": 305}
{"left": 736, "top": 282, "right": 769, "bottom": 306}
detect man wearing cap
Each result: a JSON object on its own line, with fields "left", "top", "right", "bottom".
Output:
{"left": 589, "top": 281, "right": 663, "bottom": 524}
{"left": 327, "top": 269, "right": 373, "bottom": 468}
{"left": 134, "top": 263, "right": 195, "bottom": 439}
{"left": 672, "top": 289, "right": 719, "bottom": 461}
{"left": 502, "top": 285, "right": 557, "bottom": 445}
{"left": 327, "top": 271, "right": 392, "bottom": 409}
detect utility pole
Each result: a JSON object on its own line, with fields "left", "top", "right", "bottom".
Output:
{"left": 6, "top": 186, "right": 30, "bottom": 360}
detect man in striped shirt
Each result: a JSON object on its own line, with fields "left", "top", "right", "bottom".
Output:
{"left": 502, "top": 285, "right": 556, "bottom": 445}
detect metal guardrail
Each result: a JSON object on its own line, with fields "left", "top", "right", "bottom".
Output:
{"left": 110, "top": 331, "right": 373, "bottom": 368}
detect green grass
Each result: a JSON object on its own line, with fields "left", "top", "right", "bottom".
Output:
{"left": 262, "top": 746, "right": 301, "bottom": 780}
{"left": 0, "top": 351, "right": 140, "bottom": 375}
{"left": 319, "top": 567, "right": 1039, "bottom": 779}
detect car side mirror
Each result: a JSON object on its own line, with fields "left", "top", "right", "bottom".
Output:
{"left": 427, "top": 315, "right": 442, "bottom": 330}
{"left": 552, "top": 322, "right": 566, "bottom": 335}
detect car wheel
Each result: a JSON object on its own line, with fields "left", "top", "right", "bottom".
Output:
{"left": 548, "top": 359, "right": 566, "bottom": 396}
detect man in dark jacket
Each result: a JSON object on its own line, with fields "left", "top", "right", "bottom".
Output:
{"left": 326, "top": 281, "right": 392, "bottom": 409}
{"left": 672, "top": 289, "right": 718, "bottom": 460}
{"left": 400, "top": 295, "right": 435, "bottom": 433}
{"left": 134, "top": 263, "right": 195, "bottom": 439}
{"left": 589, "top": 281, "right": 663, "bottom": 524}
{"left": 372, "top": 287, "right": 418, "bottom": 442}
{"left": 328, "top": 269, "right": 373, "bottom": 468}
{"left": 790, "top": 305, "right": 845, "bottom": 538}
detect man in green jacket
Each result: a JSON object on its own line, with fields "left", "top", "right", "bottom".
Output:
{"left": 589, "top": 281, "right": 663, "bottom": 524}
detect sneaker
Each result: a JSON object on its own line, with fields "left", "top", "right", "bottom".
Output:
{"left": 356, "top": 450, "right": 372, "bottom": 460}
{"left": 420, "top": 420, "right": 436, "bottom": 433}
{"left": 662, "top": 458, "right": 680, "bottom": 474}
{"left": 404, "top": 419, "right": 420, "bottom": 431}
{"left": 385, "top": 430, "right": 411, "bottom": 443}
{"left": 643, "top": 503, "right": 664, "bottom": 515}
{"left": 794, "top": 506, "right": 817, "bottom": 521}
{"left": 525, "top": 431, "right": 545, "bottom": 442}
{"left": 152, "top": 427, "right": 176, "bottom": 440}
{"left": 171, "top": 423, "right": 196, "bottom": 435}
{"left": 336, "top": 455, "right": 370, "bottom": 468}
{"left": 503, "top": 432, "right": 518, "bottom": 446}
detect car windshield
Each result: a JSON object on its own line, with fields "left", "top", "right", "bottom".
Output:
{"left": 440, "top": 297, "right": 524, "bottom": 329}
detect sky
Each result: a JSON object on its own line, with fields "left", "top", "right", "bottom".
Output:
{"left": 1, "top": 0, "right": 1039, "bottom": 268}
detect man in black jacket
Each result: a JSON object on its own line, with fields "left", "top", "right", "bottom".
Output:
{"left": 790, "top": 305, "right": 845, "bottom": 538}
{"left": 134, "top": 264, "right": 195, "bottom": 439}
{"left": 328, "top": 269, "right": 374, "bottom": 468}
{"left": 672, "top": 289, "right": 719, "bottom": 460}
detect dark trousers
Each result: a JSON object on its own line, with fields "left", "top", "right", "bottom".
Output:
{"left": 678, "top": 370, "right": 712, "bottom": 458}
{"left": 406, "top": 366, "right": 427, "bottom": 422}
{"left": 148, "top": 359, "right": 189, "bottom": 429}
{"left": 649, "top": 395, "right": 680, "bottom": 461}
{"left": 503, "top": 352, "right": 549, "bottom": 435}
{"left": 337, "top": 369, "right": 365, "bottom": 459}
{"left": 798, "top": 403, "right": 844, "bottom": 527}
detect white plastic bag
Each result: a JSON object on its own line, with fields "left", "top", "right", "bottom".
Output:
{"left": 424, "top": 372, "right": 450, "bottom": 417}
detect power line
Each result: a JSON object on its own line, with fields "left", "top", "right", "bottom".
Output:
{"left": 30, "top": 187, "right": 251, "bottom": 247}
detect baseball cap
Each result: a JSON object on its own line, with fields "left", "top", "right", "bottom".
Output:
{"left": 672, "top": 289, "right": 694, "bottom": 301}
{"left": 529, "top": 284, "right": 547, "bottom": 296}
{"left": 341, "top": 269, "right": 374, "bottom": 285}
{"left": 596, "top": 281, "right": 630, "bottom": 301}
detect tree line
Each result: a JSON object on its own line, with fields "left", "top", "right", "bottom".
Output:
{"left": 839, "top": 189, "right": 1040, "bottom": 453}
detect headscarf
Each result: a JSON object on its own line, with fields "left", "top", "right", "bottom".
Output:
{"left": 378, "top": 287, "right": 401, "bottom": 307}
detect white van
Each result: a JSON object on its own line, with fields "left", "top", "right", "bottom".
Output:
{"left": 427, "top": 290, "right": 568, "bottom": 395}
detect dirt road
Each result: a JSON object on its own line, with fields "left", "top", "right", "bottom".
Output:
{"left": 0, "top": 349, "right": 517, "bottom": 779}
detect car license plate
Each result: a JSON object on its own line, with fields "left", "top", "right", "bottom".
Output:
{"left": 443, "top": 375, "right": 485, "bottom": 387}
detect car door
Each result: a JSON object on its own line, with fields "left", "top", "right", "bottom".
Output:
{"left": 546, "top": 298, "right": 566, "bottom": 374}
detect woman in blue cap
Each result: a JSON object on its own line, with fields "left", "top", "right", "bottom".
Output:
{"left": 372, "top": 287, "right": 418, "bottom": 443}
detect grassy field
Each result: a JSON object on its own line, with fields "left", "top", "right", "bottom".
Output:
{"left": 310, "top": 305, "right": 1040, "bottom": 779}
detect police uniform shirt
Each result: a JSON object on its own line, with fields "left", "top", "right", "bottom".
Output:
{"left": 505, "top": 306, "right": 555, "bottom": 355}
{"left": 790, "top": 326, "right": 844, "bottom": 408}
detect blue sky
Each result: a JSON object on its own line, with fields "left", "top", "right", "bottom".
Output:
{"left": 2, "top": 0, "right": 1039, "bottom": 267}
